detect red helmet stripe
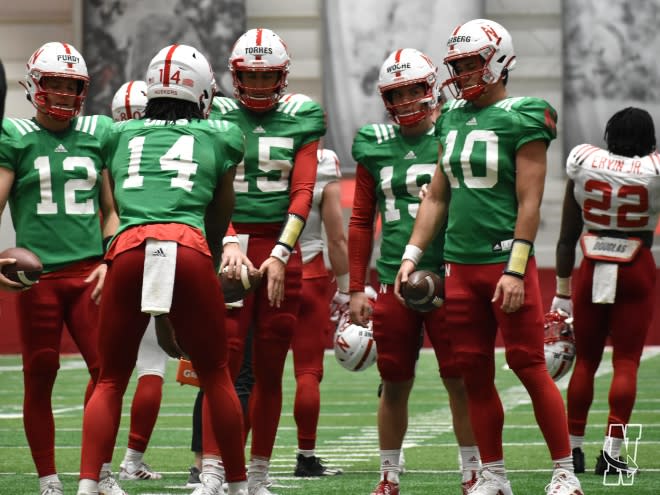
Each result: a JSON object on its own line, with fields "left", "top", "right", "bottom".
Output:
{"left": 124, "top": 80, "right": 134, "bottom": 119}
{"left": 61, "top": 42, "right": 73, "bottom": 69}
{"left": 255, "top": 28, "right": 263, "bottom": 46}
{"left": 162, "top": 44, "right": 179, "bottom": 87}
{"left": 394, "top": 49, "right": 403, "bottom": 77}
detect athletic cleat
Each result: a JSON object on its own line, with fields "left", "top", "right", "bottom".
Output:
{"left": 370, "top": 474, "right": 399, "bottom": 495}
{"left": 98, "top": 472, "right": 128, "bottom": 495}
{"left": 248, "top": 480, "right": 276, "bottom": 495}
{"left": 119, "top": 460, "right": 162, "bottom": 480}
{"left": 545, "top": 468, "right": 584, "bottom": 495}
{"left": 572, "top": 447, "right": 585, "bottom": 474}
{"left": 594, "top": 450, "right": 629, "bottom": 476}
{"left": 187, "top": 466, "right": 202, "bottom": 488}
{"left": 294, "top": 454, "right": 343, "bottom": 476}
{"left": 462, "top": 471, "right": 478, "bottom": 495}
{"left": 41, "top": 481, "right": 64, "bottom": 495}
{"left": 191, "top": 473, "right": 224, "bottom": 495}
{"left": 467, "top": 468, "right": 513, "bottom": 495}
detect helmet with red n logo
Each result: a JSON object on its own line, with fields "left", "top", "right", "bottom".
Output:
{"left": 334, "top": 318, "right": 377, "bottom": 372}
{"left": 544, "top": 310, "right": 576, "bottom": 381}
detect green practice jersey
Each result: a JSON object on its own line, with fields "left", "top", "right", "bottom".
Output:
{"left": 210, "top": 94, "right": 325, "bottom": 223}
{"left": 352, "top": 123, "right": 444, "bottom": 284}
{"left": 104, "top": 118, "right": 244, "bottom": 237}
{"left": 436, "top": 97, "right": 557, "bottom": 264}
{"left": 0, "top": 116, "right": 112, "bottom": 272}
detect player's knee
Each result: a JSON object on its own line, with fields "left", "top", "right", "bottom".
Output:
{"left": 262, "top": 313, "right": 296, "bottom": 342}
{"left": 23, "top": 348, "right": 60, "bottom": 378}
{"left": 505, "top": 347, "right": 542, "bottom": 372}
{"left": 377, "top": 355, "right": 413, "bottom": 382}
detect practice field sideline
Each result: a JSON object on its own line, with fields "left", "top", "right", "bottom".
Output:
{"left": 1, "top": 348, "right": 659, "bottom": 494}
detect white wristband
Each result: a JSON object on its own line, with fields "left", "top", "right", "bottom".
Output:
{"left": 222, "top": 235, "right": 239, "bottom": 246}
{"left": 556, "top": 276, "right": 571, "bottom": 297}
{"left": 270, "top": 244, "right": 291, "bottom": 265}
{"left": 402, "top": 244, "right": 423, "bottom": 266}
{"left": 335, "top": 273, "right": 349, "bottom": 293}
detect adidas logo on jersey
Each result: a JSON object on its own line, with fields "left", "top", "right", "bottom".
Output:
{"left": 466, "top": 117, "right": 478, "bottom": 126}
{"left": 404, "top": 150, "right": 417, "bottom": 160}
{"left": 54, "top": 144, "right": 68, "bottom": 153}
{"left": 152, "top": 247, "right": 167, "bottom": 257}
{"left": 253, "top": 125, "right": 266, "bottom": 133}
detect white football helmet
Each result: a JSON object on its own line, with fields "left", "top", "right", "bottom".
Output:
{"left": 146, "top": 44, "right": 215, "bottom": 117}
{"left": 444, "top": 18, "right": 516, "bottom": 101}
{"left": 544, "top": 310, "right": 576, "bottom": 381}
{"left": 378, "top": 48, "right": 439, "bottom": 126}
{"left": 334, "top": 318, "right": 377, "bottom": 372}
{"left": 228, "top": 28, "right": 290, "bottom": 111}
{"left": 111, "top": 80, "right": 148, "bottom": 121}
{"left": 22, "top": 42, "right": 89, "bottom": 120}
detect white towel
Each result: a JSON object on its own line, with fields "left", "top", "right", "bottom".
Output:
{"left": 141, "top": 239, "right": 177, "bottom": 316}
{"left": 592, "top": 262, "right": 617, "bottom": 304}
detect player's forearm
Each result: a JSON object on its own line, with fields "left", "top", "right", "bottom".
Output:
{"left": 408, "top": 195, "right": 445, "bottom": 252}
{"left": 348, "top": 224, "right": 373, "bottom": 292}
{"left": 327, "top": 238, "right": 349, "bottom": 278}
{"left": 288, "top": 141, "right": 319, "bottom": 220}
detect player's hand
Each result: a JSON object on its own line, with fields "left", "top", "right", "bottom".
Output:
{"left": 394, "top": 260, "right": 416, "bottom": 306}
{"left": 220, "top": 243, "right": 257, "bottom": 279}
{"left": 260, "top": 256, "right": 286, "bottom": 308}
{"left": 364, "top": 284, "right": 378, "bottom": 301}
{"left": 418, "top": 183, "right": 429, "bottom": 201}
{"left": 349, "top": 291, "right": 372, "bottom": 328}
{"left": 0, "top": 258, "right": 27, "bottom": 292}
{"left": 492, "top": 274, "right": 524, "bottom": 313}
{"left": 550, "top": 295, "right": 573, "bottom": 316}
{"left": 330, "top": 290, "right": 350, "bottom": 323}
{"left": 154, "top": 315, "right": 187, "bottom": 359}
{"left": 85, "top": 262, "right": 108, "bottom": 304}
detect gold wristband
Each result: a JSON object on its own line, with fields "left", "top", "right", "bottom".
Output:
{"left": 504, "top": 239, "right": 532, "bottom": 278}
{"left": 278, "top": 213, "right": 305, "bottom": 250}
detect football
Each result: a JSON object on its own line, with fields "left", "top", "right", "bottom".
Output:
{"left": 401, "top": 270, "right": 444, "bottom": 312}
{"left": 0, "top": 247, "right": 43, "bottom": 287}
{"left": 219, "top": 264, "right": 262, "bottom": 303}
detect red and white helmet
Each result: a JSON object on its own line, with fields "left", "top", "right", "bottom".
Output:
{"left": 22, "top": 42, "right": 89, "bottom": 120}
{"left": 334, "top": 318, "right": 377, "bottom": 372}
{"left": 146, "top": 44, "right": 216, "bottom": 117}
{"left": 444, "top": 18, "right": 516, "bottom": 101}
{"left": 111, "top": 80, "right": 148, "bottom": 121}
{"left": 544, "top": 310, "right": 576, "bottom": 381}
{"left": 228, "top": 28, "right": 290, "bottom": 111}
{"left": 378, "top": 48, "right": 439, "bottom": 126}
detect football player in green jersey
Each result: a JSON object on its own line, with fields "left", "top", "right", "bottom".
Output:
{"left": 76, "top": 45, "right": 248, "bottom": 495}
{"left": 0, "top": 42, "right": 120, "bottom": 495}
{"left": 198, "top": 29, "right": 325, "bottom": 495}
{"left": 396, "top": 20, "right": 583, "bottom": 495}
{"left": 348, "top": 48, "right": 478, "bottom": 495}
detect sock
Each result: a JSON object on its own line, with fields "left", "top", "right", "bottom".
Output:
{"left": 39, "top": 474, "right": 60, "bottom": 492}
{"left": 553, "top": 456, "right": 574, "bottom": 473}
{"left": 379, "top": 449, "right": 400, "bottom": 484}
{"left": 227, "top": 480, "right": 248, "bottom": 495}
{"left": 100, "top": 463, "right": 112, "bottom": 477}
{"left": 248, "top": 457, "right": 270, "bottom": 485}
{"left": 459, "top": 446, "right": 481, "bottom": 482}
{"left": 78, "top": 479, "right": 98, "bottom": 494}
{"left": 569, "top": 434, "right": 583, "bottom": 450}
{"left": 482, "top": 460, "right": 506, "bottom": 477}
{"left": 298, "top": 449, "right": 315, "bottom": 458}
{"left": 604, "top": 436, "right": 623, "bottom": 458}
{"left": 123, "top": 447, "right": 143, "bottom": 467}
{"left": 202, "top": 457, "right": 225, "bottom": 480}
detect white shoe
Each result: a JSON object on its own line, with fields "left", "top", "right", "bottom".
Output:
{"left": 98, "top": 472, "right": 128, "bottom": 495}
{"left": 191, "top": 473, "right": 224, "bottom": 495}
{"left": 467, "top": 468, "right": 513, "bottom": 495}
{"left": 545, "top": 469, "right": 584, "bottom": 495}
{"left": 119, "top": 460, "right": 162, "bottom": 480}
{"left": 248, "top": 480, "right": 276, "bottom": 495}
{"left": 41, "top": 481, "right": 64, "bottom": 495}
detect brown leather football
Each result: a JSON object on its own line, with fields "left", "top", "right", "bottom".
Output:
{"left": 219, "top": 264, "right": 262, "bottom": 303}
{"left": 401, "top": 270, "right": 444, "bottom": 312}
{"left": 0, "top": 247, "right": 43, "bottom": 287}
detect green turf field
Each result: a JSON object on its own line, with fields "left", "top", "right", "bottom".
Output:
{"left": 1, "top": 348, "right": 658, "bottom": 494}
